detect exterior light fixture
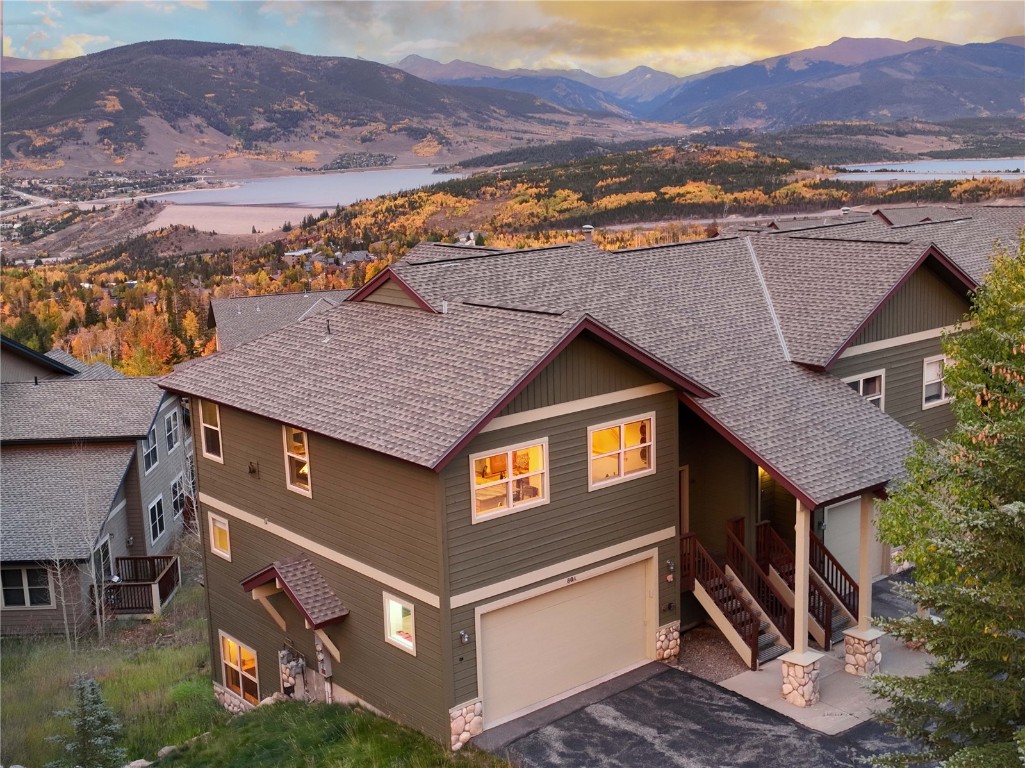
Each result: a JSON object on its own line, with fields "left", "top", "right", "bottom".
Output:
{"left": 459, "top": 630, "right": 471, "bottom": 645}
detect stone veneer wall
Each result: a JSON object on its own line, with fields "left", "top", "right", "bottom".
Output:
{"left": 213, "top": 682, "right": 256, "bottom": 715}
{"left": 450, "top": 699, "right": 483, "bottom": 751}
{"left": 780, "top": 657, "right": 820, "bottom": 707}
{"left": 656, "top": 622, "right": 681, "bottom": 663}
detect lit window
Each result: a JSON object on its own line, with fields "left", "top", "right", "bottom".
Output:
{"left": 143, "top": 427, "right": 158, "bottom": 473}
{"left": 220, "top": 633, "right": 259, "bottom": 704}
{"left": 171, "top": 474, "right": 187, "bottom": 518}
{"left": 282, "top": 426, "right": 312, "bottom": 495}
{"left": 1, "top": 567, "right": 54, "bottom": 608}
{"left": 200, "top": 400, "right": 223, "bottom": 461}
{"left": 588, "top": 413, "right": 655, "bottom": 490}
{"left": 165, "top": 411, "right": 181, "bottom": 453}
{"left": 383, "top": 593, "right": 416, "bottom": 655}
{"left": 149, "top": 497, "right": 166, "bottom": 544}
{"left": 844, "top": 370, "right": 885, "bottom": 410}
{"left": 209, "top": 513, "right": 231, "bottom": 561}
{"left": 923, "top": 355, "right": 953, "bottom": 408}
{"left": 469, "top": 439, "right": 548, "bottom": 522}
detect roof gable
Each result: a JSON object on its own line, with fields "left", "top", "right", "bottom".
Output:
{"left": 348, "top": 268, "right": 437, "bottom": 312}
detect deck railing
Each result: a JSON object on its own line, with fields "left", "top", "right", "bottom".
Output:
{"left": 756, "top": 522, "right": 835, "bottom": 643}
{"left": 90, "top": 556, "right": 180, "bottom": 617}
{"left": 725, "top": 521, "right": 794, "bottom": 646}
{"left": 810, "top": 531, "right": 859, "bottom": 621}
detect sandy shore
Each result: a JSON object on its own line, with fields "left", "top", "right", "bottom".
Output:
{"left": 143, "top": 203, "right": 325, "bottom": 235}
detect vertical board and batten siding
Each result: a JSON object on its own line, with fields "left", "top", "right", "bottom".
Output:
{"left": 196, "top": 405, "right": 442, "bottom": 593}
{"left": 136, "top": 395, "right": 188, "bottom": 556}
{"left": 360, "top": 279, "right": 421, "bottom": 309}
{"left": 499, "top": 336, "right": 656, "bottom": 415}
{"left": 201, "top": 511, "right": 448, "bottom": 738}
{"left": 850, "top": 266, "right": 970, "bottom": 346}
{"left": 679, "top": 408, "right": 758, "bottom": 555}
{"left": 832, "top": 335, "right": 958, "bottom": 440}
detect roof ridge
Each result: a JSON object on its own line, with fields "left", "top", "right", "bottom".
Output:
{"left": 213, "top": 289, "right": 353, "bottom": 303}
{"left": 744, "top": 238, "right": 791, "bottom": 363}
{"left": 785, "top": 235, "right": 916, "bottom": 245}
{"left": 612, "top": 235, "right": 738, "bottom": 254}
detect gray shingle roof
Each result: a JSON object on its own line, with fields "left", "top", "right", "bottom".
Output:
{"left": 391, "top": 237, "right": 913, "bottom": 507}
{"left": 873, "top": 205, "right": 969, "bottom": 227}
{"left": 210, "top": 290, "right": 353, "bottom": 351}
{"left": 750, "top": 237, "right": 943, "bottom": 368}
{"left": 44, "top": 349, "right": 87, "bottom": 372}
{"left": 45, "top": 349, "right": 125, "bottom": 380}
{"left": 1, "top": 378, "right": 165, "bottom": 442}
{"left": 1, "top": 442, "right": 136, "bottom": 560}
{"left": 164, "top": 301, "right": 597, "bottom": 467}
{"left": 242, "top": 553, "right": 349, "bottom": 628}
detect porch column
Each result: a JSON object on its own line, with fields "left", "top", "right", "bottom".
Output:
{"left": 843, "top": 492, "right": 884, "bottom": 676}
{"left": 779, "top": 499, "right": 823, "bottom": 707}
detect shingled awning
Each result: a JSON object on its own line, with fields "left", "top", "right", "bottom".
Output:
{"left": 241, "top": 553, "right": 349, "bottom": 629}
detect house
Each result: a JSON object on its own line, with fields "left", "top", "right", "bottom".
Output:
{"left": 207, "top": 290, "right": 353, "bottom": 351}
{"left": 282, "top": 248, "right": 314, "bottom": 267}
{"left": 0, "top": 339, "right": 194, "bottom": 635}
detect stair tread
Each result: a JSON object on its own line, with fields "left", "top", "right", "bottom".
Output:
{"left": 758, "top": 643, "right": 790, "bottom": 664}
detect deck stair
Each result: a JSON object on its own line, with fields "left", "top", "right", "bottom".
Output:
{"left": 680, "top": 533, "right": 790, "bottom": 669}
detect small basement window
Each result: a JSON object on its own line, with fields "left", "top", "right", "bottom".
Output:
{"left": 383, "top": 593, "right": 416, "bottom": 655}
{"left": 220, "top": 632, "right": 259, "bottom": 704}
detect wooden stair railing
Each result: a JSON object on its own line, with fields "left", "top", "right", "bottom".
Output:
{"left": 810, "top": 531, "right": 859, "bottom": 621}
{"left": 725, "top": 521, "right": 794, "bottom": 646}
{"left": 680, "top": 532, "right": 760, "bottom": 668}
{"left": 756, "top": 522, "right": 835, "bottom": 645}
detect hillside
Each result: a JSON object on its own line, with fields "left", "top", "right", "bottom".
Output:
{"left": 1, "top": 40, "right": 678, "bottom": 177}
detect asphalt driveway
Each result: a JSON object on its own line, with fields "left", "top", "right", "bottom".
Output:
{"left": 484, "top": 665, "right": 915, "bottom": 768}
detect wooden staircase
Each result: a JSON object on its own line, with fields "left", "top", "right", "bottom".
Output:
{"left": 680, "top": 533, "right": 790, "bottom": 669}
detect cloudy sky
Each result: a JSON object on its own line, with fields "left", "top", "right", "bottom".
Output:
{"left": 2, "top": 0, "right": 1023, "bottom": 76}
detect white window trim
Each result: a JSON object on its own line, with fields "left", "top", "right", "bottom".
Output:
{"left": 281, "top": 425, "right": 313, "bottom": 497}
{"left": 208, "top": 512, "right": 231, "bottom": 561}
{"left": 468, "top": 437, "right": 549, "bottom": 524}
{"left": 587, "top": 412, "right": 657, "bottom": 492}
{"left": 170, "top": 473, "right": 186, "bottom": 519}
{"left": 383, "top": 592, "right": 416, "bottom": 656}
{"left": 148, "top": 495, "right": 167, "bottom": 545}
{"left": 923, "top": 354, "right": 953, "bottom": 409}
{"left": 218, "top": 630, "right": 259, "bottom": 704}
{"left": 1, "top": 566, "right": 55, "bottom": 610}
{"left": 842, "top": 369, "right": 886, "bottom": 411}
{"left": 165, "top": 411, "right": 181, "bottom": 454}
{"left": 200, "top": 400, "right": 224, "bottom": 463}
{"left": 142, "top": 426, "right": 159, "bottom": 475}
{"left": 92, "top": 535, "right": 113, "bottom": 582}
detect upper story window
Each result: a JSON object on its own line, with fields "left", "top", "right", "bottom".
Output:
{"left": 844, "top": 370, "right": 885, "bottom": 410}
{"left": 200, "top": 400, "right": 223, "bottom": 462}
{"left": 588, "top": 413, "right": 655, "bottom": 490}
{"left": 1, "top": 567, "right": 54, "bottom": 609}
{"left": 149, "top": 497, "right": 166, "bottom": 544}
{"left": 282, "top": 426, "right": 312, "bottom": 496}
{"left": 470, "top": 439, "right": 548, "bottom": 522}
{"left": 923, "top": 355, "right": 953, "bottom": 409}
{"left": 171, "top": 474, "right": 187, "bottom": 519}
{"left": 383, "top": 593, "right": 416, "bottom": 655}
{"left": 165, "top": 411, "right": 181, "bottom": 453}
{"left": 209, "top": 512, "right": 231, "bottom": 561}
{"left": 143, "top": 427, "right": 158, "bottom": 473}
{"left": 220, "top": 632, "right": 259, "bottom": 705}
{"left": 92, "top": 538, "right": 112, "bottom": 581}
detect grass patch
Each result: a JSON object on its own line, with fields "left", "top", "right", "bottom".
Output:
{"left": 0, "top": 532, "right": 229, "bottom": 767}
{"left": 159, "top": 702, "right": 508, "bottom": 768}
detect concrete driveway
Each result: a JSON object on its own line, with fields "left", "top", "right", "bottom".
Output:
{"left": 480, "top": 664, "right": 915, "bottom": 768}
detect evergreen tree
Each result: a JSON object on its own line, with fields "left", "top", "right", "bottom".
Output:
{"left": 871, "top": 233, "right": 1025, "bottom": 767}
{"left": 46, "top": 676, "right": 128, "bottom": 768}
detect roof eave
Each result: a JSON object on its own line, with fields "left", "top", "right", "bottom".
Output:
{"left": 347, "top": 267, "right": 438, "bottom": 312}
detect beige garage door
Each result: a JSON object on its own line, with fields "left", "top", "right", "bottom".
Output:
{"left": 824, "top": 498, "right": 884, "bottom": 579}
{"left": 480, "top": 559, "right": 650, "bottom": 727}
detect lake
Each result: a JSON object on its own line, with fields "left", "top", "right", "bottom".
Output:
{"left": 152, "top": 167, "right": 464, "bottom": 207}
{"left": 834, "top": 156, "right": 1023, "bottom": 182}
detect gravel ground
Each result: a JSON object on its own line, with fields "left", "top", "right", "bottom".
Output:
{"left": 665, "top": 623, "right": 750, "bottom": 682}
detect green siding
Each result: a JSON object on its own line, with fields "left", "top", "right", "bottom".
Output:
{"left": 443, "top": 391, "right": 678, "bottom": 594}
{"left": 679, "top": 408, "right": 758, "bottom": 555}
{"left": 832, "top": 335, "right": 957, "bottom": 440}
{"left": 361, "top": 279, "right": 420, "bottom": 309}
{"left": 201, "top": 510, "right": 448, "bottom": 738}
{"left": 852, "top": 266, "right": 970, "bottom": 346}
{"left": 499, "top": 335, "right": 656, "bottom": 416}
{"left": 197, "top": 404, "right": 441, "bottom": 592}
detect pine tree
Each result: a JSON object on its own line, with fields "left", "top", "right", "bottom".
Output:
{"left": 46, "top": 676, "right": 128, "bottom": 768}
{"left": 871, "top": 233, "right": 1025, "bottom": 767}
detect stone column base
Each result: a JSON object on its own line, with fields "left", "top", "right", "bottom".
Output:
{"left": 656, "top": 622, "right": 681, "bottom": 663}
{"left": 843, "top": 627, "right": 884, "bottom": 676}
{"left": 779, "top": 650, "right": 824, "bottom": 707}
{"left": 449, "top": 699, "right": 483, "bottom": 751}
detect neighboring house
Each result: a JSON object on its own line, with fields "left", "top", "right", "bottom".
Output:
{"left": 0, "top": 340, "right": 194, "bottom": 635}
{"left": 207, "top": 290, "right": 353, "bottom": 351}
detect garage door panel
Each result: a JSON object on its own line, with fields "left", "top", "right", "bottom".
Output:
{"left": 481, "top": 560, "right": 650, "bottom": 726}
